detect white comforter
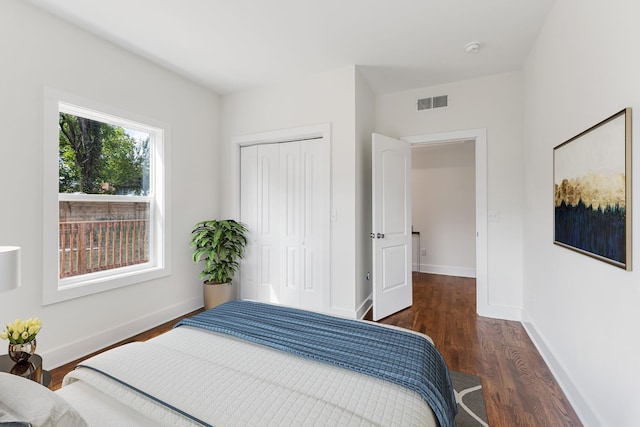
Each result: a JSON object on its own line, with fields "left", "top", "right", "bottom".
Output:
{"left": 60, "top": 326, "right": 439, "bottom": 426}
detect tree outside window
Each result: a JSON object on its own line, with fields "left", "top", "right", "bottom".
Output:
{"left": 58, "top": 111, "right": 153, "bottom": 279}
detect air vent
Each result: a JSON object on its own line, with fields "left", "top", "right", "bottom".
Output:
{"left": 417, "top": 95, "right": 448, "bottom": 111}
{"left": 433, "top": 95, "right": 449, "bottom": 108}
{"left": 433, "top": 95, "right": 448, "bottom": 108}
{"left": 417, "top": 97, "right": 432, "bottom": 110}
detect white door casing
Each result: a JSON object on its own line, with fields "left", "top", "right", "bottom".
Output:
{"left": 372, "top": 133, "right": 412, "bottom": 321}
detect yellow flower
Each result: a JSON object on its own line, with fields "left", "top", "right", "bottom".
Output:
{"left": 0, "top": 317, "right": 42, "bottom": 344}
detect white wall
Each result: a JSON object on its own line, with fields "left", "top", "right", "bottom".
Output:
{"left": 220, "top": 66, "right": 367, "bottom": 317}
{"left": 522, "top": 1, "right": 640, "bottom": 425}
{"left": 411, "top": 142, "right": 476, "bottom": 276}
{"left": 0, "top": 1, "right": 219, "bottom": 368}
{"left": 354, "top": 69, "right": 375, "bottom": 315}
{"left": 375, "top": 72, "right": 525, "bottom": 319}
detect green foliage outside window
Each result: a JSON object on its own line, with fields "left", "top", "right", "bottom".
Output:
{"left": 59, "top": 113, "right": 149, "bottom": 195}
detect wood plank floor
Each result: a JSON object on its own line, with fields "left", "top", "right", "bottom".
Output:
{"left": 379, "top": 273, "right": 582, "bottom": 426}
{"left": 49, "top": 273, "right": 582, "bottom": 426}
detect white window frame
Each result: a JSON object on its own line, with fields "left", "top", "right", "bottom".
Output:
{"left": 43, "top": 88, "right": 171, "bottom": 305}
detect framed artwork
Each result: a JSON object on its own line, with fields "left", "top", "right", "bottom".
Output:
{"left": 553, "top": 108, "right": 632, "bottom": 270}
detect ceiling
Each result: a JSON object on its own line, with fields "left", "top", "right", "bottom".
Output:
{"left": 28, "top": 0, "right": 556, "bottom": 95}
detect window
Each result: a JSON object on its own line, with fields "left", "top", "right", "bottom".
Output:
{"left": 43, "top": 89, "right": 171, "bottom": 304}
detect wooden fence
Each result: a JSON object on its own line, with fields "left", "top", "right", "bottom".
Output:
{"left": 59, "top": 219, "right": 149, "bottom": 278}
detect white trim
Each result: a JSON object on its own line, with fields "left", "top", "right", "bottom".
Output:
{"left": 233, "top": 124, "right": 331, "bottom": 147}
{"left": 521, "top": 311, "right": 601, "bottom": 427}
{"left": 356, "top": 297, "right": 373, "bottom": 320}
{"left": 58, "top": 193, "right": 153, "bottom": 203}
{"left": 402, "top": 128, "right": 501, "bottom": 318}
{"left": 41, "top": 297, "right": 201, "bottom": 370}
{"left": 419, "top": 264, "right": 476, "bottom": 278}
{"left": 43, "top": 87, "right": 172, "bottom": 305}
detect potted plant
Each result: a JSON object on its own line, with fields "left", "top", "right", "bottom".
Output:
{"left": 190, "top": 219, "right": 248, "bottom": 309}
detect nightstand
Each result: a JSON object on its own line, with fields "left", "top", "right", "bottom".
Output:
{"left": 0, "top": 354, "right": 51, "bottom": 388}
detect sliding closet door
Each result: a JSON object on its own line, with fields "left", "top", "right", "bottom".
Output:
{"left": 240, "top": 145, "right": 258, "bottom": 300}
{"left": 278, "top": 139, "right": 326, "bottom": 311}
{"left": 298, "top": 139, "right": 326, "bottom": 311}
{"left": 279, "top": 142, "right": 301, "bottom": 307}
{"left": 240, "top": 144, "right": 281, "bottom": 303}
{"left": 240, "top": 138, "right": 327, "bottom": 311}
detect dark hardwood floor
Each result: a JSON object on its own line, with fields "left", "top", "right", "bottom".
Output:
{"left": 379, "top": 273, "right": 582, "bottom": 427}
{"left": 50, "top": 273, "right": 582, "bottom": 426}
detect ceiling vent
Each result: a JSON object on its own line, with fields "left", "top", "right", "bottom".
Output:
{"left": 417, "top": 95, "right": 448, "bottom": 111}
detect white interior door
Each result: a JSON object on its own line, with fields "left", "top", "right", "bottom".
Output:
{"left": 372, "top": 133, "right": 412, "bottom": 321}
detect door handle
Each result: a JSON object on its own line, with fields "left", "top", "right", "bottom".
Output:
{"left": 377, "top": 233, "right": 385, "bottom": 239}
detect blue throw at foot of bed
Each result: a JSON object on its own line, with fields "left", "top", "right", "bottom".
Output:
{"left": 175, "top": 300, "right": 457, "bottom": 427}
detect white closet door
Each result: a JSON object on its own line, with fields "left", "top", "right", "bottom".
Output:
{"left": 240, "top": 145, "right": 258, "bottom": 301}
{"left": 257, "top": 144, "right": 282, "bottom": 302}
{"left": 299, "top": 139, "right": 325, "bottom": 311}
{"left": 279, "top": 142, "right": 301, "bottom": 307}
{"left": 240, "top": 137, "right": 327, "bottom": 311}
{"left": 240, "top": 144, "right": 281, "bottom": 303}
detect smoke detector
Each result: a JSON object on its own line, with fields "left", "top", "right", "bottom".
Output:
{"left": 464, "top": 42, "right": 481, "bottom": 53}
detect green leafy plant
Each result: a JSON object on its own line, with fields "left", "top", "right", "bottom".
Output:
{"left": 190, "top": 219, "right": 248, "bottom": 284}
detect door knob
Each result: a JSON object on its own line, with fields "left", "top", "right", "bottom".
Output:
{"left": 377, "top": 233, "right": 385, "bottom": 239}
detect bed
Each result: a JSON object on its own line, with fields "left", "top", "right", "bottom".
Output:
{"left": 2, "top": 300, "right": 457, "bottom": 427}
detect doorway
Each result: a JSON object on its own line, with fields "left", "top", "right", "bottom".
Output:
{"left": 411, "top": 140, "right": 476, "bottom": 277}
{"left": 403, "top": 129, "right": 488, "bottom": 316}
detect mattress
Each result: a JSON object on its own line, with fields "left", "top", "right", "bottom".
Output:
{"left": 60, "top": 326, "right": 440, "bottom": 426}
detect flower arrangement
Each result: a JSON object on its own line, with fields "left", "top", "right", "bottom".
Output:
{"left": 0, "top": 318, "right": 42, "bottom": 344}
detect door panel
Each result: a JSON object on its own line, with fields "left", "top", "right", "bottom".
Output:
{"left": 280, "top": 142, "right": 301, "bottom": 307}
{"left": 372, "top": 133, "right": 412, "bottom": 321}
{"left": 256, "top": 144, "right": 281, "bottom": 303}
{"left": 240, "top": 146, "right": 258, "bottom": 301}
{"left": 299, "top": 139, "right": 325, "bottom": 311}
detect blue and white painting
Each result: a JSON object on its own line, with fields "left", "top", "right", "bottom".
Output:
{"left": 553, "top": 109, "right": 630, "bottom": 269}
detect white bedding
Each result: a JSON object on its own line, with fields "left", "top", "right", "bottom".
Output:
{"left": 59, "top": 326, "right": 439, "bottom": 426}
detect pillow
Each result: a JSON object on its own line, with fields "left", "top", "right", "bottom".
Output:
{"left": 0, "top": 373, "right": 87, "bottom": 427}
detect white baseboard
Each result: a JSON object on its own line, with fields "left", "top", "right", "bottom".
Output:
{"left": 357, "top": 297, "right": 373, "bottom": 319}
{"left": 419, "top": 264, "right": 476, "bottom": 278}
{"left": 521, "top": 311, "right": 602, "bottom": 427}
{"left": 42, "top": 297, "right": 202, "bottom": 370}
{"left": 477, "top": 303, "right": 521, "bottom": 321}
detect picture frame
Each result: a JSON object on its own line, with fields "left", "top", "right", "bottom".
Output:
{"left": 553, "top": 108, "right": 632, "bottom": 270}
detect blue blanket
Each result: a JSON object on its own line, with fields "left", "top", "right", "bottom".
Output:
{"left": 175, "top": 300, "right": 457, "bottom": 427}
